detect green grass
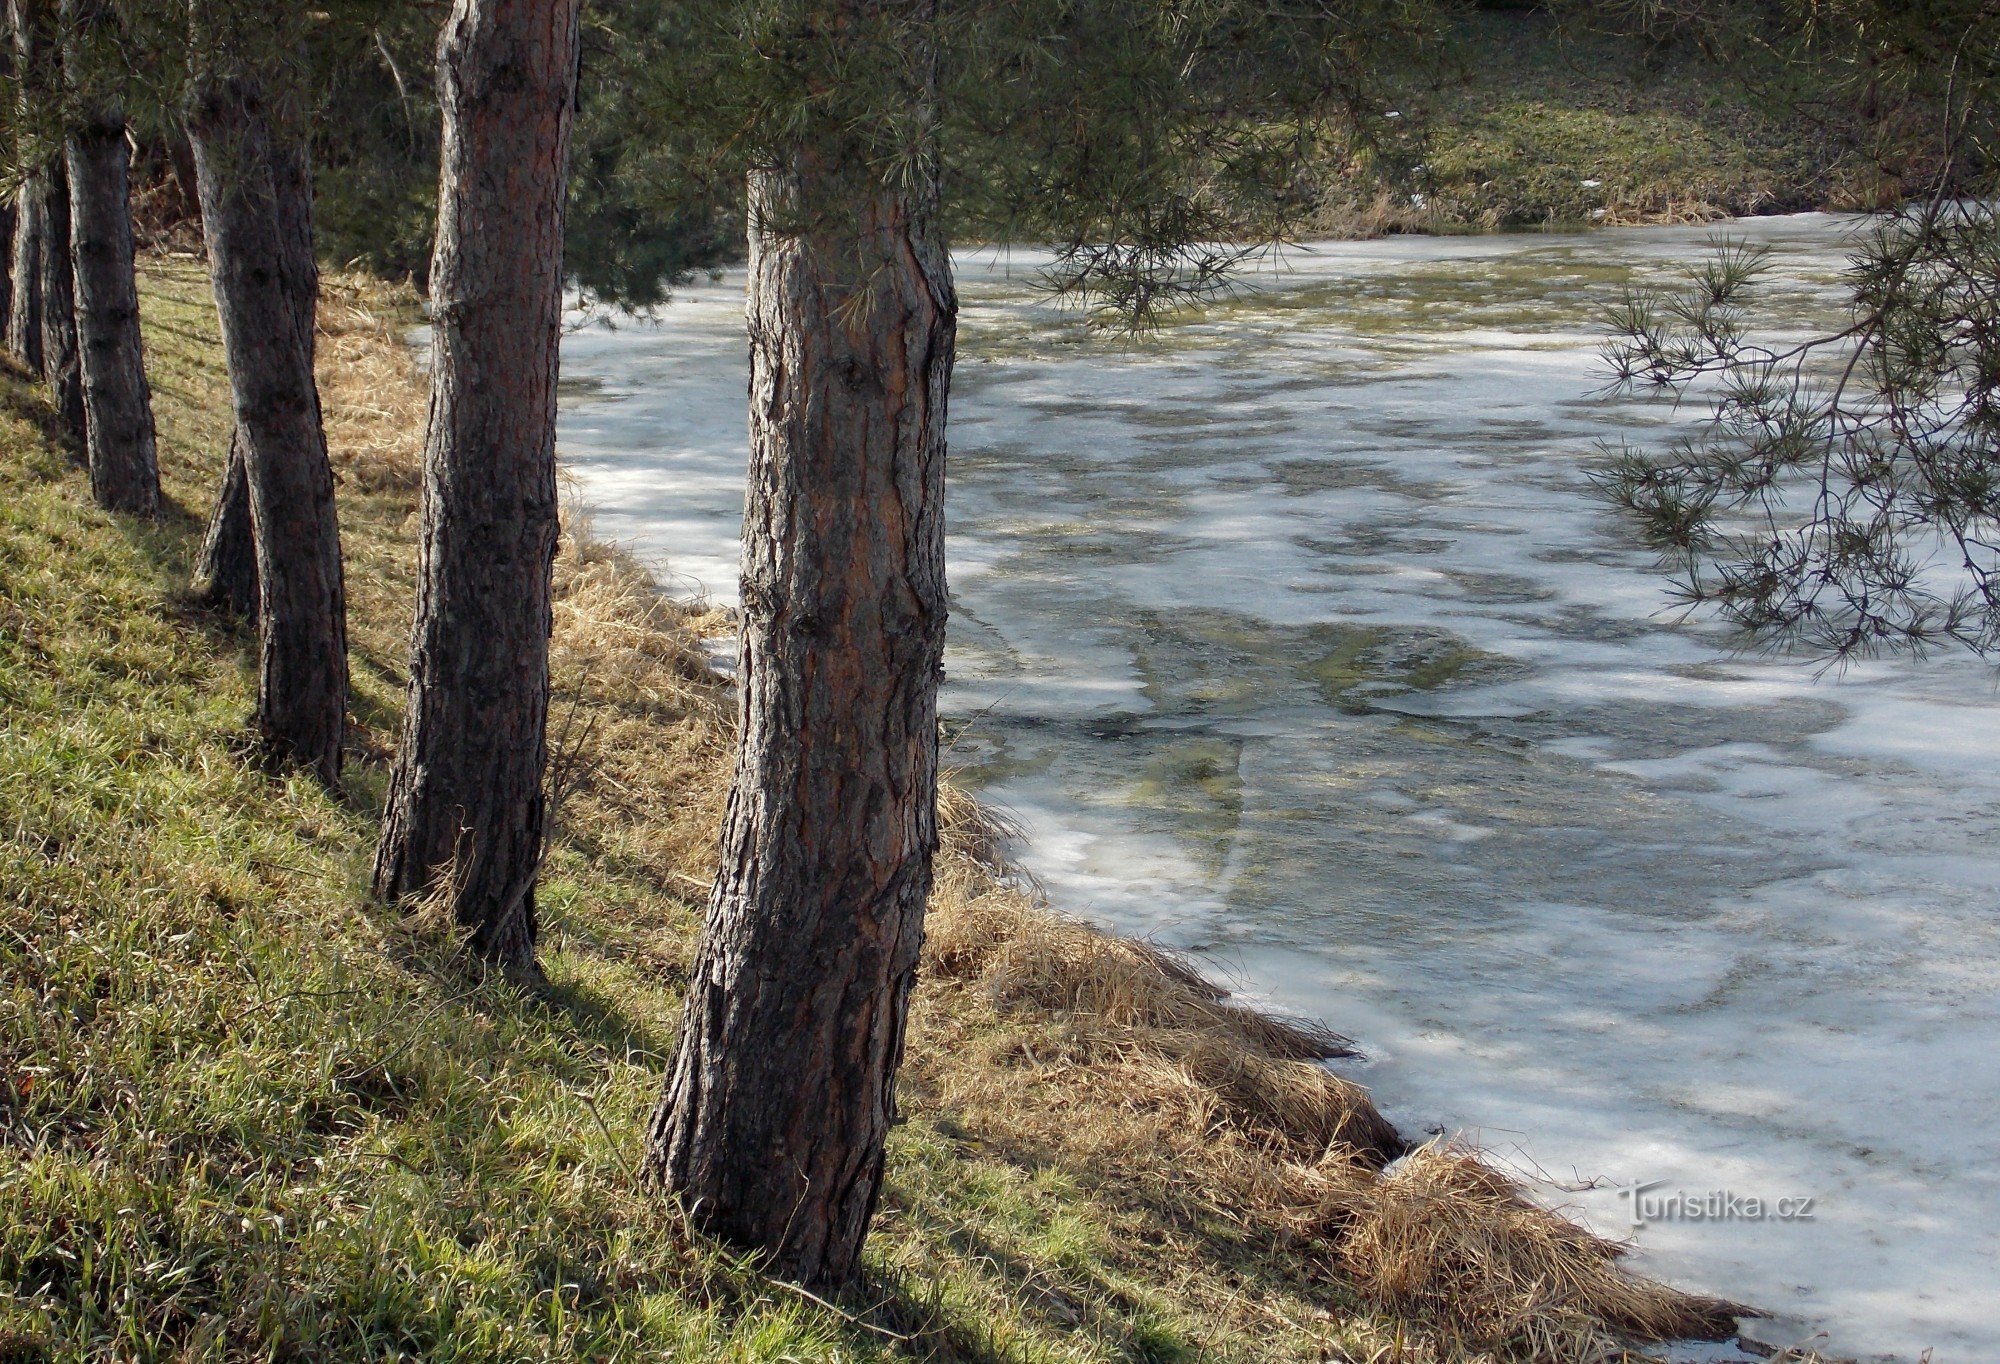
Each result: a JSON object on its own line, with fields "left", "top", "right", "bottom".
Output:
{"left": 0, "top": 362, "right": 850, "bottom": 1359}
{"left": 1324, "top": 8, "right": 1888, "bottom": 234}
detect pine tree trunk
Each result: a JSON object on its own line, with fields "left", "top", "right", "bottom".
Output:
{"left": 191, "top": 110, "right": 314, "bottom": 627}
{"left": 65, "top": 2, "right": 159, "bottom": 519}
{"left": 0, "top": 17, "right": 14, "bottom": 338}
{"left": 187, "top": 72, "right": 346, "bottom": 783}
{"left": 7, "top": 0, "right": 41, "bottom": 373}
{"left": 371, "top": 0, "right": 581, "bottom": 975}
{"left": 38, "top": 155, "right": 81, "bottom": 443}
{"left": 9, "top": 0, "right": 78, "bottom": 438}
{"left": 8, "top": 178, "right": 42, "bottom": 372}
{"left": 191, "top": 429, "right": 258, "bottom": 620}
{"left": 643, "top": 12, "right": 956, "bottom": 1285}
{"left": 0, "top": 203, "right": 15, "bottom": 345}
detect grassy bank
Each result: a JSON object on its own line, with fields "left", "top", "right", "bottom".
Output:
{"left": 1318, "top": 7, "right": 1911, "bottom": 236}
{"left": 0, "top": 260, "right": 1743, "bottom": 1362}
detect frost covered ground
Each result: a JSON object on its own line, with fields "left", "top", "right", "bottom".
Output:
{"left": 557, "top": 216, "right": 1998, "bottom": 1363}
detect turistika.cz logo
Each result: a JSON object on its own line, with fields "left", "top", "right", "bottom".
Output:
{"left": 1615, "top": 1180, "right": 1817, "bottom": 1229}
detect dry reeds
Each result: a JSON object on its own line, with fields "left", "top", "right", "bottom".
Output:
{"left": 1590, "top": 196, "right": 1731, "bottom": 228}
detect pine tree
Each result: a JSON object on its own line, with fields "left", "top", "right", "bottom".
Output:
{"left": 8, "top": 0, "right": 81, "bottom": 444}
{"left": 1598, "top": 0, "right": 2000, "bottom": 663}
{"left": 63, "top": 0, "right": 158, "bottom": 516}
{"left": 638, "top": 0, "right": 1427, "bottom": 1284}
{"left": 185, "top": 8, "right": 348, "bottom": 782}
{"left": 371, "top": 0, "right": 583, "bottom": 974}
{"left": 641, "top": 3, "right": 955, "bottom": 1285}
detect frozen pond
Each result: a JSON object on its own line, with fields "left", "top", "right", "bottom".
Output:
{"left": 556, "top": 215, "right": 2000, "bottom": 1363}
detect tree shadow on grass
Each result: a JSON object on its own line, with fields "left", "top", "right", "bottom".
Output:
{"left": 0, "top": 353, "right": 208, "bottom": 559}
{"left": 870, "top": 1060, "right": 1385, "bottom": 1361}
{"left": 0, "top": 356, "right": 78, "bottom": 459}
{"left": 531, "top": 973, "right": 675, "bottom": 1071}
{"left": 865, "top": 1217, "right": 1206, "bottom": 1364}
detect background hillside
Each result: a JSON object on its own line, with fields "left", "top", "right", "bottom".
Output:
{"left": 275, "top": 3, "right": 1929, "bottom": 300}
{"left": 1316, "top": 4, "right": 1927, "bottom": 236}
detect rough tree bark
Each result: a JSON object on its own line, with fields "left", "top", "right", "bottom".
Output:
{"left": 371, "top": 0, "right": 581, "bottom": 973}
{"left": 191, "top": 431, "right": 258, "bottom": 619}
{"left": 0, "top": 27, "right": 14, "bottom": 338}
{"left": 64, "top": 0, "right": 158, "bottom": 516}
{"left": 8, "top": 178, "right": 42, "bottom": 372}
{"left": 187, "top": 67, "right": 347, "bottom": 784}
{"left": 7, "top": 0, "right": 41, "bottom": 372}
{"left": 643, "top": 4, "right": 957, "bottom": 1287}
{"left": 8, "top": 0, "right": 79, "bottom": 439}
{"left": 0, "top": 205, "right": 14, "bottom": 345}
{"left": 191, "top": 118, "right": 315, "bottom": 625}
{"left": 39, "top": 156, "right": 81, "bottom": 442}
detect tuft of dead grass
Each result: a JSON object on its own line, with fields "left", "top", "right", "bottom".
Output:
{"left": 1588, "top": 196, "right": 1732, "bottom": 229}
{"left": 1331, "top": 1145, "right": 1741, "bottom": 1361}
{"left": 919, "top": 877, "right": 1402, "bottom": 1164}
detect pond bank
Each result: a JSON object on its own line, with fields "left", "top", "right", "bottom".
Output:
{"left": 1323, "top": 8, "right": 1922, "bottom": 237}
{"left": 557, "top": 215, "right": 1991, "bottom": 1363}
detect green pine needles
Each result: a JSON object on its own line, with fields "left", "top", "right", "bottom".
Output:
{"left": 1599, "top": 200, "right": 2000, "bottom": 661}
{"left": 551, "top": 0, "right": 1441, "bottom": 319}
{"left": 1593, "top": 0, "right": 2000, "bottom": 664}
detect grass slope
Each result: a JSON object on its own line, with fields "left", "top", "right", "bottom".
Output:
{"left": 1321, "top": 7, "right": 1909, "bottom": 236}
{"left": 0, "top": 259, "right": 1739, "bottom": 1362}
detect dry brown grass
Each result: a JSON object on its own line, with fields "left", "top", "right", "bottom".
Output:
{"left": 1311, "top": 188, "right": 1449, "bottom": 239}
{"left": 1331, "top": 1146, "right": 1738, "bottom": 1360}
{"left": 903, "top": 861, "right": 1740, "bottom": 1360}
{"left": 317, "top": 271, "right": 431, "bottom": 497}
{"left": 542, "top": 509, "right": 737, "bottom": 975}
{"left": 269, "top": 264, "right": 1749, "bottom": 1363}
{"left": 1589, "top": 197, "right": 1733, "bottom": 229}
{"left": 917, "top": 878, "right": 1404, "bottom": 1166}
{"left": 1312, "top": 188, "right": 1733, "bottom": 239}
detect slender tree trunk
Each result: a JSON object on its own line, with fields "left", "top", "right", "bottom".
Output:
{"left": 7, "top": 0, "right": 40, "bottom": 372}
{"left": 371, "top": 0, "right": 581, "bottom": 974}
{"left": 39, "top": 155, "right": 81, "bottom": 442}
{"left": 643, "top": 5, "right": 956, "bottom": 1287}
{"left": 9, "top": 0, "right": 78, "bottom": 438}
{"left": 64, "top": 0, "right": 158, "bottom": 516}
{"left": 8, "top": 178, "right": 42, "bottom": 372}
{"left": 0, "top": 20, "right": 13, "bottom": 339}
{"left": 187, "top": 71, "right": 346, "bottom": 782}
{"left": 191, "top": 430, "right": 258, "bottom": 619}
{"left": 8, "top": 169, "right": 84, "bottom": 448}
{"left": 0, "top": 202, "right": 14, "bottom": 345}
{"left": 191, "top": 109, "right": 314, "bottom": 626}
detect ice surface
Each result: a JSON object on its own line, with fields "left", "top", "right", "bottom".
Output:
{"left": 557, "top": 215, "right": 1999, "bottom": 1363}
